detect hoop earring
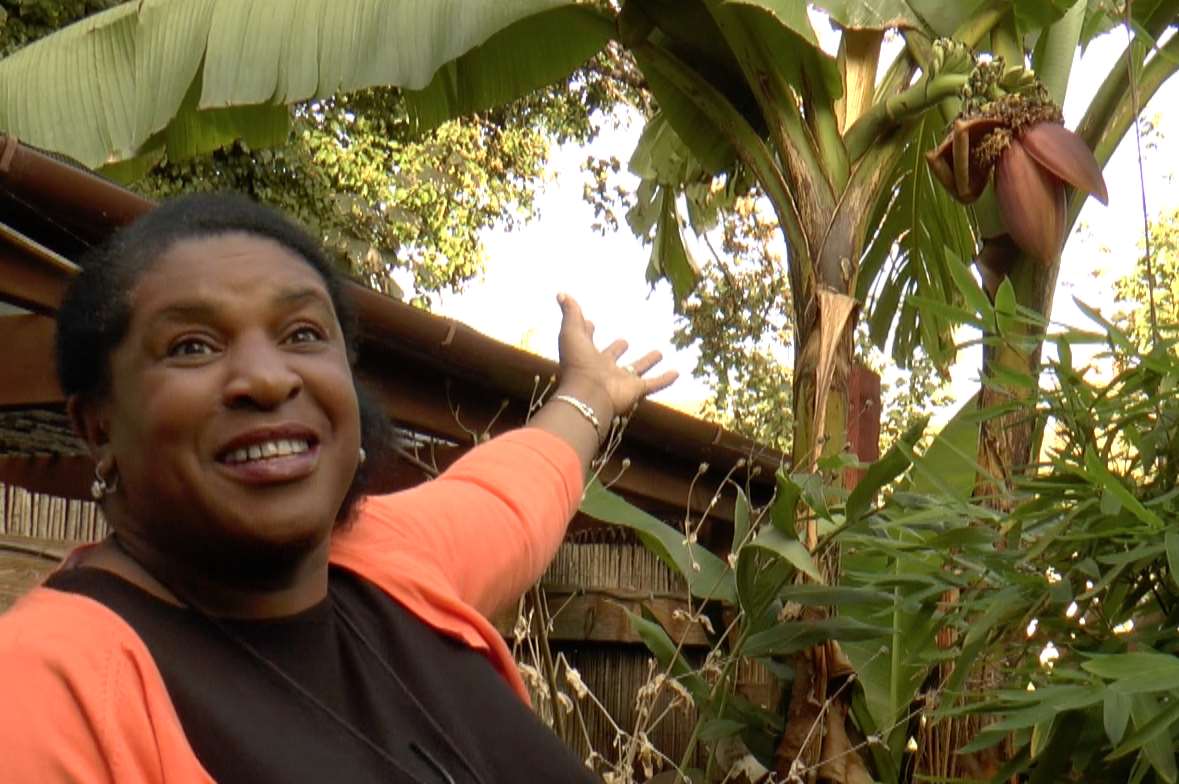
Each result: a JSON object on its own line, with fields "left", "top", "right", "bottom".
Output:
{"left": 358, "top": 447, "right": 367, "bottom": 466}
{"left": 91, "top": 464, "right": 119, "bottom": 501}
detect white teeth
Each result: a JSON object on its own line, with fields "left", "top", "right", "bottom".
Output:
{"left": 223, "top": 439, "right": 311, "bottom": 464}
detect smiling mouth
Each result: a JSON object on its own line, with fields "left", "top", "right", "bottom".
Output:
{"left": 221, "top": 438, "right": 314, "bottom": 465}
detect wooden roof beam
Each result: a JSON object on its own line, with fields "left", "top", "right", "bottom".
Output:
{"left": 0, "top": 229, "right": 74, "bottom": 315}
{"left": 0, "top": 314, "right": 61, "bottom": 408}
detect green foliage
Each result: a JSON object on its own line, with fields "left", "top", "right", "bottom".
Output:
{"left": 669, "top": 191, "right": 796, "bottom": 453}
{"left": 135, "top": 90, "right": 554, "bottom": 304}
{"left": 1114, "top": 206, "right": 1179, "bottom": 354}
{"left": 915, "top": 318, "right": 1179, "bottom": 782}
{"left": 580, "top": 478, "right": 737, "bottom": 603}
{"left": 587, "top": 308, "right": 1179, "bottom": 782}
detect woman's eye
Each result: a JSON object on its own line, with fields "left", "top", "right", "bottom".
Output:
{"left": 286, "top": 325, "right": 325, "bottom": 344}
{"left": 168, "top": 338, "right": 215, "bottom": 358}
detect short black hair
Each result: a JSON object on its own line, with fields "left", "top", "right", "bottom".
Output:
{"left": 55, "top": 191, "right": 386, "bottom": 523}
{"left": 56, "top": 192, "right": 356, "bottom": 399}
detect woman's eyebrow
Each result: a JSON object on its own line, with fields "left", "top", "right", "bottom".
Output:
{"left": 148, "top": 301, "right": 219, "bottom": 326}
{"left": 146, "top": 288, "right": 332, "bottom": 327}
{"left": 274, "top": 287, "right": 332, "bottom": 310}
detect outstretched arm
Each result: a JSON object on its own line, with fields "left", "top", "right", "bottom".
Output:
{"left": 335, "top": 294, "right": 677, "bottom": 615}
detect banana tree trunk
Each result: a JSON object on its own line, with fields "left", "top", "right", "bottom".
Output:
{"left": 917, "top": 234, "right": 1054, "bottom": 781}
{"left": 975, "top": 239, "right": 1053, "bottom": 503}
{"left": 773, "top": 224, "right": 868, "bottom": 782}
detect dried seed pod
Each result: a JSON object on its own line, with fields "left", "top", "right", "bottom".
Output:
{"left": 1019, "top": 121, "right": 1109, "bottom": 204}
{"left": 995, "top": 138, "right": 1067, "bottom": 264}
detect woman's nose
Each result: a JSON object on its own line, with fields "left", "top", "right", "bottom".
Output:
{"left": 222, "top": 336, "right": 302, "bottom": 410}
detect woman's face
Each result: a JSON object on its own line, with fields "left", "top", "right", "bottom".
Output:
{"left": 97, "top": 232, "right": 361, "bottom": 564}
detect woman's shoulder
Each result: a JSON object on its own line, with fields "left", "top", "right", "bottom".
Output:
{"left": 0, "top": 583, "right": 161, "bottom": 675}
{"left": 0, "top": 585, "right": 201, "bottom": 782}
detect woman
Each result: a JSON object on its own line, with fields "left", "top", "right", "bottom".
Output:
{"left": 0, "top": 193, "right": 675, "bottom": 782}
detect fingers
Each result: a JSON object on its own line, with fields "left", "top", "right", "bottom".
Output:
{"left": 623, "top": 350, "right": 663, "bottom": 376}
{"left": 643, "top": 370, "right": 679, "bottom": 395}
{"left": 556, "top": 292, "right": 588, "bottom": 336}
{"left": 604, "top": 339, "right": 628, "bottom": 361}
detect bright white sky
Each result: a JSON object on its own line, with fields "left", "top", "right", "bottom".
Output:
{"left": 432, "top": 24, "right": 1179, "bottom": 422}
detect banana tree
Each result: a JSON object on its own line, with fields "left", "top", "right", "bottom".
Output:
{"left": 4, "top": 0, "right": 1178, "bottom": 780}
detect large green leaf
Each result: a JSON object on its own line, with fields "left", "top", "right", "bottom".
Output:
{"left": 626, "top": 608, "right": 710, "bottom": 701}
{"left": 845, "top": 418, "right": 924, "bottom": 526}
{"left": 633, "top": 53, "right": 737, "bottom": 175}
{"left": 1110, "top": 696, "right": 1179, "bottom": 760}
{"left": 0, "top": 3, "right": 140, "bottom": 165}
{"left": 745, "top": 526, "right": 823, "bottom": 582}
{"left": 402, "top": 6, "right": 612, "bottom": 130}
{"left": 811, "top": 0, "right": 925, "bottom": 30}
{"left": 736, "top": 545, "right": 792, "bottom": 627}
{"left": 161, "top": 60, "right": 291, "bottom": 161}
{"left": 580, "top": 478, "right": 737, "bottom": 603}
{"left": 770, "top": 469, "right": 804, "bottom": 534}
{"left": 1082, "top": 651, "right": 1179, "bottom": 694}
{"left": 722, "top": 1, "right": 842, "bottom": 100}
{"left": 724, "top": 0, "right": 820, "bottom": 42}
{"left": 984, "top": 686, "right": 1103, "bottom": 732}
{"left": 0, "top": 0, "right": 588, "bottom": 167}
{"left": 1130, "top": 694, "right": 1179, "bottom": 783}
{"left": 908, "top": 0, "right": 993, "bottom": 37}
{"left": 1081, "top": 448, "right": 1166, "bottom": 530}
{"left": 1105, "top": 687, "right": 1132, "bottom": 746}
{"left": 1167, "top": 530, "right": 1179, "bottom": 590}
{"left": 743, "top": 616, "right": 890, "bottom": 658}
{"left": 647, "top": 187, "right": 701, "bottom": 305}
{"left": 1014, "top": 0, "right": 1082, "bottom": 38}
{"left": 907, "top": 394, "right": 983, "bottom": 501}
{"left": 629, "top": 113, "right": 692, "bottom": 184}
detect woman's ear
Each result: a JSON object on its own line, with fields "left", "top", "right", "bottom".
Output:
{"left": 67, "top": 395, "right": 111, "bottom": 461}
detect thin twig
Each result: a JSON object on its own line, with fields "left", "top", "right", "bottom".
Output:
{"left": 1124, "top": 0, "right": 1158, "bottom": 347}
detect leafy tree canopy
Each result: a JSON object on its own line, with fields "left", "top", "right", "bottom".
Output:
{"left": 1115, "top": 206, "right": 1179, "bottom": 353}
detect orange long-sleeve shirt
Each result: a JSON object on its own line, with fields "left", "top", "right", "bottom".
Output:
{"left": 0, "top": 429, "right": 582, "bottom": 783}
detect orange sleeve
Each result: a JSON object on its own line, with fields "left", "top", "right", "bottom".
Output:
{"left": 333, "top": 428, "right": 583, "bottom": 617}
{"left": 0, "top": 588, "right": 212, "bottom": 784}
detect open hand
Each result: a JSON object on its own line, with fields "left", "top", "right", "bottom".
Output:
{"left": 556, "top": 293, "right": 678, "bottom": 422}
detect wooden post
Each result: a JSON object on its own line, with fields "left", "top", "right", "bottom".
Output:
{"left": 843, "top": 362, "right": 881, "bottom": 489}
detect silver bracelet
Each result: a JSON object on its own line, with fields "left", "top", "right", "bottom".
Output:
{"left": 552, "top": 394, "right": 602, "bottom": 437}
